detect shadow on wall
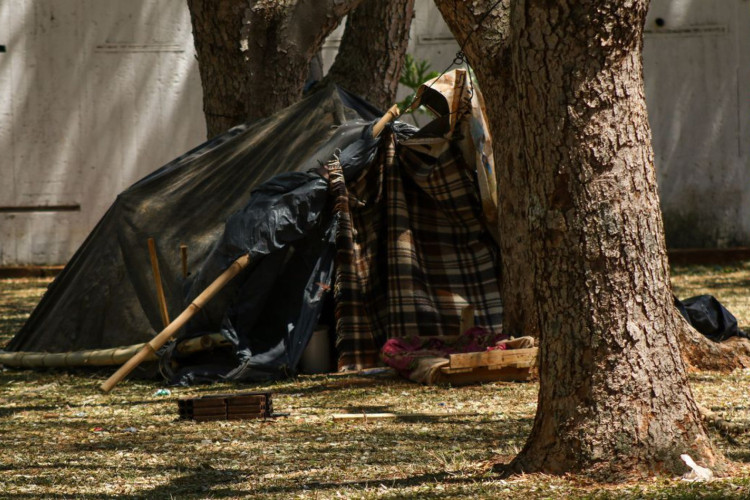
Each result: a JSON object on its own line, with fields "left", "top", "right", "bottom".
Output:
{"left": 0, "top": 0, "right": 205, "bottom": 265}
{"left": 643, "top": 0, "right": 750, "bottom": 248}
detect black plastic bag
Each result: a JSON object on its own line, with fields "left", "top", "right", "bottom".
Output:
{"left": 675, "top": 295, "right": 748, "bottom": 342}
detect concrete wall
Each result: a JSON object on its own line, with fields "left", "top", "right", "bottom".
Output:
{"left": 1, "top": 0, "right": 747, "bottom": 265}
{"left": 0, "top": 1, "right": 205, "bottom": 265}
{"left": 644, "top": 0, "right": 750, "bottom": 247}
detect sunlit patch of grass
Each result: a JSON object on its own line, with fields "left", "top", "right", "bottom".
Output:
{"left": 1, "top": 265, "right": 749, "bottom": 498}
{"left": 0, "top": 277, "right": 50, "bottom": 347}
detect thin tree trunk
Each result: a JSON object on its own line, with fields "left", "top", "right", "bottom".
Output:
{"left": 187, "top": 0, "right": 250, "bottom": 138}
{"left": 437, "top": 0, "right": 722, "bottom": 476}
{"left": 240, "top": 0, "right": 364, "bottom": 122}
{"left": 188, "top": 0, "right": 363, "bottom": 137}
{"left": 432, "top": 0, "right": 536, "bottom": 339}
{"left": 324, "top": 0, "right": 415, "bottom": 110}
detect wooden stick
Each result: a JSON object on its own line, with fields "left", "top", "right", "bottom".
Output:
{"left": 332, "top": 412, "right": 480, "bottom": 422}
{"left": 0, "top": 344, "right": 149, "bottom": 368}
{"left": 148, "top": 238, "right": 171, "bottom": 328}
{"left": 372, "top": 104, "right": 400, "bottom": 138}
{"left": 180, "top": 244, "right": 188, "bottom": 278}
{"left": 449, "top": 69, "right": 467, "bottom": 133}
{"left": 175, "top": 332, "right": 231, "bottom": 353}
{"left": 100, "top": 254, "right": 251, "bottom": 393}
{"left": 333, "top": 413, "right": 397, "bottom": 421}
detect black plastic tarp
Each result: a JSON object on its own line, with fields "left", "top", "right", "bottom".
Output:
{"left": 6, "top": 86, "right": 380, "bottom": 364}
{"left": 158, "top": 126, "right": 383, "bottom": 383}
{"left": 5, "top": 73, "right": 507, "bottom": 385}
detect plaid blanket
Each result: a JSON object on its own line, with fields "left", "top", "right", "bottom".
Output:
{"left": 331, "top": 129, "right": 504, "bottom": 370}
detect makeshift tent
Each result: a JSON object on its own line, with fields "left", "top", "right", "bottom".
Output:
{"left": 1, "top": 71, "right": 504, "bottom": 384}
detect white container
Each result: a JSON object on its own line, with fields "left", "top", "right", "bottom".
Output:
{"left": 299, "top": 327, "right": 331, "bottom": 374}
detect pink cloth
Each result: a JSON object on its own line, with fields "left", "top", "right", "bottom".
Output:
{"left": 381, "top": 327, "right": 508, "bottom": 378}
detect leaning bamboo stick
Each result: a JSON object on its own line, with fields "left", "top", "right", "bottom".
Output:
{"left": 372, "top": 104, "right": 400, "bottom": 138}
{"left": 100, "top": 254, "right": 251, "bottom": 393}
{"left": 0, "top": 333, "right": 230, "bottom": 369}
{"left": 148, "top": 238, "right": 171, "bottom": 328}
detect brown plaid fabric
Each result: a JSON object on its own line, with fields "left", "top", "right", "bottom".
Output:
{"left": 331, "top": 130, "right": 503, "bottom": 370}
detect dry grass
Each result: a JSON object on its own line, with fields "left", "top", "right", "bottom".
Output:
{"left": 1, "top": 264, "right": 749, "bottom": 499}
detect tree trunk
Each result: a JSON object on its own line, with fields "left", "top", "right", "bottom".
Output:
{"left": 432, "top": 0, "right": 537, "bottom": 339}
{"left": 436, "top": 0, "right": 721, "bottom": 476}
{"left": 187, "top": 0, "right": 363, "bottom": 137}
{"left": 187, "top": 0, "right": 250, "bottom": 138}
{"left": 434, "top": 2, "right": 750, "bottom": 370}
{"left": 678, "top": 325, "right": 750, "bottom": 372}
{"left": 324, "top": 0, "right": 415, "bottom": 110}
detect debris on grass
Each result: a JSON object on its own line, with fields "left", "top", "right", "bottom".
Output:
{"left": 1, "top": 267, "right": 749, "bottom": 498}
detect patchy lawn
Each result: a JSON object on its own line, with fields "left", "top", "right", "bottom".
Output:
{"left": 1, "top": 263, "right": 749, "bottom": 499}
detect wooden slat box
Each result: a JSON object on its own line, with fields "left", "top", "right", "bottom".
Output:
{"left": 439, "top": 347, "right": 538, "bottom": 386}
{"left": 178, "top": 391, "right": 273, "bottom": 421}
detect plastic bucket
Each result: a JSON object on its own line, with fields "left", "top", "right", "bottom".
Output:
{"left": 299, "top": 327, "right": 331, "bottom": 374}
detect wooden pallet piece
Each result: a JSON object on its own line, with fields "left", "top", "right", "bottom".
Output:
{"left": 444, "top": 348, "right": 537, "bottom": 371}
{"left": 439, "top": 347, "right": 538, "bottom": 386}
{"left": 179, "top": 406, "right": 228, "bottom": 417}
{"left": 178, "top": 391, "right": 273, "bottom": 421}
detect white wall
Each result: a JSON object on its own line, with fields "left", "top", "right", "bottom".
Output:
{"left": 1, "top": 0, "right": 747, "bottom": 265}
{"left": 644, "top": 0, "right": 750, "bottom": 247}
{"left": 0, "top": 1, "right": 205, "bottom": 265}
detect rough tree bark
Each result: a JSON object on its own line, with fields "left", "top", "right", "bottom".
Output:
{"left": 434, "top": 0, "right": 750, "bottom": 373}
{"left": 187, "top": 0, "right": 364, "bottom": 137}
{"left": 187, "top": 0, "right": 249, "bottom": 137}
{"left": 323, "top": 0, "right": 415, "bottom": 110}
{"left": 436, "top": 0, "right": 724, "bottom": 476}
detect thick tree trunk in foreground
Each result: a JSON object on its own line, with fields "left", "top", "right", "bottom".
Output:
{"left": 437, "top": 0, "right": 721, "bottom": 476}
{"left": 188, "top": 0, "right": 363, "bottom": 137}
{"left": 324, "top": 0, "right": 415, "bottom": 110}
{"left": 433, "top": 2, "right": 750, "bottom": 374}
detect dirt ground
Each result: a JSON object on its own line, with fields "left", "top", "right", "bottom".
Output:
{"left": 1, "top": 262, "right": 749, "bottom": 499}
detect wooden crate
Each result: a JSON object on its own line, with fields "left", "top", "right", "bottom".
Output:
{"left": 178, "top": 391, "right": 273, "bottom": 421}
{"left": 439, "top": 347, "right": 538, "bottom": 385}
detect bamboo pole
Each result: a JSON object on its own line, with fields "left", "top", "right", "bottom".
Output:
{"left": 372, "top": 104, "right": 400, "bottom": 138}
{"left": 0, "top": 344, "right": 148, "bottom": 368}
{"left": 180, "top": 244, "right": 188, "bottom": 279}
{"left": 100, "top": 254, "right": 251, "bottom": 393}
{"left": 0, "top": 333, "right": 229, "bottom": 369}
{"left": 175, "top": 332, "right": 231, "bottom": 353}
{"left": 148, "top": 238, "right": 171, "bottom": 328}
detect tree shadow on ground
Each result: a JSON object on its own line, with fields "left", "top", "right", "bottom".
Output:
{"left": 0, "top": 397, "right": 172, "bottom": 419}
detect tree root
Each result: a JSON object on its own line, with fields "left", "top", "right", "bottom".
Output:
{"left": 677, "top": 320, "right": 750, "bottom": 372}
{"left": 699, "top": 406, "right": 750, "bottom": 437}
